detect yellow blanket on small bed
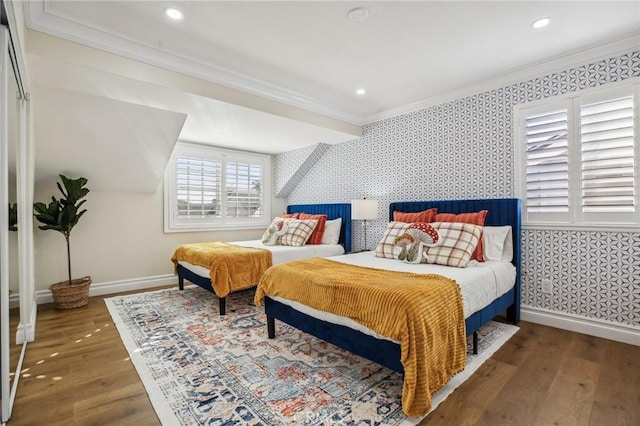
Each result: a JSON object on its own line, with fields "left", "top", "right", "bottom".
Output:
{"left": 254, "top": 257, "right": 466, "bottom": 417}
{"left": 172, "top": 242, "right": 272, "bottom": 298}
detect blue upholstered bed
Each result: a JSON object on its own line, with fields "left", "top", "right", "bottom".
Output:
{"left": 176, "top": 203, "right": 352, "bottom": 314}
{"left": 263, "top": 198, "right": 521, "bottom": 373}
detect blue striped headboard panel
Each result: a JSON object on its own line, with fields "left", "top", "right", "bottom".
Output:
{"left": 287, "top": 203, "right": 352, "bottom": 253}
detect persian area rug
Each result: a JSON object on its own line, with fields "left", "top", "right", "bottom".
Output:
{"left": 105, "top": 286, "right": 518, "bottom": 426}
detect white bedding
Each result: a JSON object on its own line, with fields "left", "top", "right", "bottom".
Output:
{"left": 271, "top": 251, "right": 516, "bottom": 343}
{"left": 178, "top": 240, "right": 345, "bottom": 278}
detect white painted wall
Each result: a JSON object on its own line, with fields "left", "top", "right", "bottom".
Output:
{"left": 32, "top": 177, "right": 286, "bottom": 291}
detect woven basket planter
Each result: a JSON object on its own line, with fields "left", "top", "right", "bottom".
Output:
{"left": 49, "top": 276, "right": 92, "bottom": 310}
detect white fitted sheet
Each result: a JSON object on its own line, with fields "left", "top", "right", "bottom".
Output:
{"left": 271, "top": 251, "right": 516, "bottom": 343}
{"left": 178, "top": 240, "right": 345, "bottom": 278}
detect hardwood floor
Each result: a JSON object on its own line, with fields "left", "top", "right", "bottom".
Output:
{"left": 7, "top": 289, "right": 640, "bottom": 425}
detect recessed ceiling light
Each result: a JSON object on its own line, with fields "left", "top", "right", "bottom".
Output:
{"left": 347, "top": 7, "right": 369, "bottom": 22}
{"left": 164, "top": 7, "right": 184, "bottom": 21}
{"left": 531, "top": 17, "right": 551, "bottom": 29}
{"left": 356, "top": 88, "right": 366, "bottom": 96}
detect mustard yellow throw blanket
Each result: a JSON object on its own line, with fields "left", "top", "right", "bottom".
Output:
{"left": 255, "top": 257, "right": 466, "bottom": 417}
{"left": 172, "top": 242, "right": 272, "bottom": 298}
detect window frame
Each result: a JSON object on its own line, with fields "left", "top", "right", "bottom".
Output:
{"left": 164, "top": 142, "right": 271, "bottom": 233}
{"left": 514, "top": 78, "right": 640, "bottom": 232}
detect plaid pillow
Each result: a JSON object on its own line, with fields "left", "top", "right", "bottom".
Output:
{"left": 434, "top": 210, "right": 488, "bottom": 261}
{"left": 298, "top": 213, "right": 327, "bottom": 245}
{"left": 278, "top": 219, "right": 318, "bottom": 247}
{"left": 425, "top": 222, "right": 482, "bottom": 267}
{"left": 374, "top": 221, "right": 410, "bottom": 258}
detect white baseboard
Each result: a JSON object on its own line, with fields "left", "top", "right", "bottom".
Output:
{"left": 35, "top": 274, "right": 178, "bottom": 305}
{"left": 521, "top": 305, "right": 640, "bottom": 346}
{"left": 16, "top": 299, "right": 38, "bottom": 344}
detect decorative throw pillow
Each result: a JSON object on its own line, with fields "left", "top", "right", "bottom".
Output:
{"left": 482, "top": 226, "right": 513, "bottom": 262}
{"left": 434, "top": 210, "right": 488, "bottom": 261}
{"left": 374, "top": 221, "right": 410, "bottom": 258}
{"left": 261, "top": 218, "right": 289, "bottom": 246}
{"left": 394, "top": 233, "right": 422, "bottom": 263}
{"left": 425, "top": 222, "right": 482, "bottom": 268}
{"left": 392, "top": 208, "right": 438, "bottom": 223}
{"left": 278, "top": 219, "right": 318, "bottom": 247}
{"left": 280, "top": 212, "right": 300, "bottom": 219}
{"left": 321, "top": 218, "right": 342, "bottom": 244}
{"left": 394, "top": 222, "right": 440, "bottom": 263}
{"left": 298, "top": 213, "right": 327, "bottom": 245}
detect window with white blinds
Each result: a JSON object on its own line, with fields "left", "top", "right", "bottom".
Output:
{"left": 165, "top": 142, "right": 271, "bottom": 232}
{"left": 516, "top": 81, "right": 639, "bottom": 229}
{"left": 524, "top": 109, "right": 569, "bottom": 214}
{"left": 580, "top": 96, "right": 634, "bottom": 214}
{"left": 176, "top": 155, "right": 222, "bottom": 218}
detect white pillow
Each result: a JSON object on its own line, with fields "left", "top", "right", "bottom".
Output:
{"left": 482, "top": 226, "right": 513, "bottom": 262}
{"left": 321, "top": 217, "right": 342, "bottom": 244}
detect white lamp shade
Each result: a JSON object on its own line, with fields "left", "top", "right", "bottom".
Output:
{"left": 351, "top": 199, "right": 379, "bottom": 220}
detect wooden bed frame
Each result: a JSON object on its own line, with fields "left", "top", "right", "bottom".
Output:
{"left": 264, "top": 198, "right": 521, "bottom": 373}
{"left": 177, "top": 203, "right": 352, "bottom": 314}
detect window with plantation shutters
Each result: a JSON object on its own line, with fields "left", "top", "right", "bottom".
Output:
{"left": 580, "top": 96, "right": 634, "bottom": 214}
{"left": 524, "top": 109, "right": 569, "bottom": 214}
{"left": 165, "top": 142, "right": 271, "bottom": 232}
{"left": 516, "top": 81, "right": 639, "bottom": 229}
{"left": 176, "top": 155, "right": 222, "bottom": 219}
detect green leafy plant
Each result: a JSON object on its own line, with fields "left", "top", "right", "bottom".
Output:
{"left": 34, "top": 175, "right": 89, "bottom": 285}
{"left": 8, "top": 202, "right": 17, "bottom": 231}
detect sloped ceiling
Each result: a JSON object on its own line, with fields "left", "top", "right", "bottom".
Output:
{"left": 33, "top": 86, "right": 186, "bottom": 192}
{"left": 28, "top": 50, "right": 361, "bottom": 193}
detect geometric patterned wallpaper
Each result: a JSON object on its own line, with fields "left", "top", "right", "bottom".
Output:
{"left": 522, "top": 229, "right": 640, "bottom": 326}
{"left": 274, "top": 143, "right": 317, "bottom": 196}
{"left": 277, "top": 49, "right": 640, "bottom": 327}
{"left": 274, "top": 143, "right": 330, "bottom": 198}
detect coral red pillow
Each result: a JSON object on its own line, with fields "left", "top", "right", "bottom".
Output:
{"left": 434, "top": 210, "right": 488, "bottom": 261}
{"left": 281, "top": 213, "right": 300, "bottom": 219}
{"left": 298, "top": 213, "right": 327, "bottom": 245}
{"left": 393, "top": 208, "right": 437, "bottom": 223}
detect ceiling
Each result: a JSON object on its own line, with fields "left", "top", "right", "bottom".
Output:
{"left": 26, "top": 1, "right": 640, "bottom": 122}
{"left": 18, "top": 1, "right": 640, "bottom": 192}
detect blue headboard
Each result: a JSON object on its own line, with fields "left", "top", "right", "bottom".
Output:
{"left": 389, "top": 198, "right": 522, "bottom": 318}
{"left": 287, "top": 203, "right": 352, "bottom": 253}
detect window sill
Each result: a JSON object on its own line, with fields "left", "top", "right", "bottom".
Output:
{"left": 164, "top": 223, "right": 268, "bottom": 234}
{"left": 522, "top": 222, "right": 640, "bottom": 233}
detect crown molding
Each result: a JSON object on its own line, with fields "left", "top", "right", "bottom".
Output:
{"left": 25, "top": 1, "right": 361, "bottom": 125}
{"left": 364, "top": 33, "right": 640, "bottom": 124}
{"left": 24, "top": 2, "right": 640, "bottom": 129}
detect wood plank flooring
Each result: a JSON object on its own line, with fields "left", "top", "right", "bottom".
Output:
{"left": 7, "top": 289, "right": 640, "bottom": 425}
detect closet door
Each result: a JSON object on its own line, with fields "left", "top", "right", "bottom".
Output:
{"left": 1, "top": 24, "right": 12, "bottom": 422}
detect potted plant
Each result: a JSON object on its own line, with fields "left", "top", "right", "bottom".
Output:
{"left": 34, "top": 174, "right": 91, "bottom": 309}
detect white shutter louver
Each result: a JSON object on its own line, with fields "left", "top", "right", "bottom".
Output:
{"left": 176, "top": 155, "right": 221, "bottom": 218}
{"left": 525, "top": 109, "right": 570, "bottom": 213}
{"left": 225, "top": 161, "right": 263, "bottom": 218}
{"left": 580, "top": 96, "right": 635, "bottom": 213}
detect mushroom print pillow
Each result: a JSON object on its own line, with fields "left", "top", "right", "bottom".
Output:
{"left": 261, "top": 218, "right": 289, "bottom": 246}
{"left": 394, "top": 222, "right": 440, "bottom": 263}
